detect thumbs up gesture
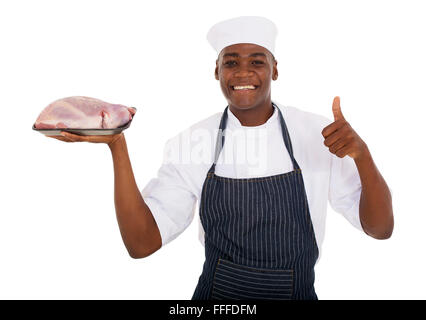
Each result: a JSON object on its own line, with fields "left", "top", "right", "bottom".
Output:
{"left": 321, "top": 96, "right": 368, "bottom": 160}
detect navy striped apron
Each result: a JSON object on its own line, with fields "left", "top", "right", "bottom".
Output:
{"left": 192, "top": 103, "right": 319, "bottom": 300}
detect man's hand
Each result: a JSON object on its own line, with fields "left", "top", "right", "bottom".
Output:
{"left": 47, "top": 131, "right": 124, "bottom": 148}
{"left": 321, "top": 96, "right": 368, "bottom": 161}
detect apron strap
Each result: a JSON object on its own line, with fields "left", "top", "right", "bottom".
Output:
{"left": 276, "top": 105, "right": 301, "bottom": 171}
{"left": 209, "top": 102, "right": 300, "bottom": 174}
{"left": 213, "top": 106, "right": 229, "bottom": 164}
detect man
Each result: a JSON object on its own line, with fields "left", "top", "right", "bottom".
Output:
{"left": 55, "top": 16, "right": 393, "bottom": 300}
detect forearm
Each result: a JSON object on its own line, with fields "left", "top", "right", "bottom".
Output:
{"left": 354, "top": 147, "right": 394, "bottom": 239}
{"left": 108, "top": 135, "right": 162, "bottom": 258}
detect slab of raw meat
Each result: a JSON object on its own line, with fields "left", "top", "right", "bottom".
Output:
{"left": 35, "top": 96, "right": 136, "bottom": 129}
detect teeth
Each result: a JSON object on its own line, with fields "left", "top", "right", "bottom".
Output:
{"left": 233, "top": 85, "right": 256, "bottom": 90}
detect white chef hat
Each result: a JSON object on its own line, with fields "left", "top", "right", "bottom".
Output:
{"left": 206, "top": 16, "right": 278, "bottom": 57}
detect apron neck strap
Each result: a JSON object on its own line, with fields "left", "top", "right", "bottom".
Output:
{"left": 276, "top": 105, "right": 300, "bottom": 170}
{"left": 210, "top": 102, "right": 300, "bottom": 173}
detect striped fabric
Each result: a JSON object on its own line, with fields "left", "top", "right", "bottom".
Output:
{"left": 192, "top": 103, "right": 319, "bottom": 300}
{"left": 211, "top": 259, "right": 293, "bottom": 300}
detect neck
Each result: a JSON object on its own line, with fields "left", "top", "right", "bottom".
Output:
{"left": 229, "top": 98, "right": 274, "bottom": 126}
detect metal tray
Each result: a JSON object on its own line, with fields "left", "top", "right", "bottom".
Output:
{"left": 33, "top": 107, "right": 137, "bottom": 136}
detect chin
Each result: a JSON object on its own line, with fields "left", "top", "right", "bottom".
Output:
{"left": 229, "top": 99, "right": 259, "bottom": 110}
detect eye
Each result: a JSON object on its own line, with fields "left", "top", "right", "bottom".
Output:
{"left": 252, "top": 60, "right": 264, "bottom": 65}
{"left": 224, "top": 60, "right": 236, "bottom": 66}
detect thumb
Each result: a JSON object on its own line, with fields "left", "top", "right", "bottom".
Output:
{"left": 332, "top": 96, "right": 345, "bottom": 121}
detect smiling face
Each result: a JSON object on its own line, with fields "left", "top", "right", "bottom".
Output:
{"left": 215, "top": 43, "right": 278, "bottom": 111}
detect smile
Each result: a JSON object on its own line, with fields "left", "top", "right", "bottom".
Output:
{"left": 231, "top": 85, "right": 259, "bottom": 91}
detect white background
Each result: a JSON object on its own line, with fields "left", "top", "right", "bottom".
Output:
{"left": 1, "top": 0, "right": 425, "bottom": 299}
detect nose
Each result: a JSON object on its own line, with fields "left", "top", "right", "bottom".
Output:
{"left": 234, "top": 61, "right": 255, "bottom": 77}
{"left": 235, "top": 70, "right": 254, "bottom": 78}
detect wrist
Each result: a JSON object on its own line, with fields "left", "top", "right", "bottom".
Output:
{"left": 354, "top": 144, "right": 373, "bottom": 167}
{"left": 108, "top": 133, "right": 124, "bottom": 149}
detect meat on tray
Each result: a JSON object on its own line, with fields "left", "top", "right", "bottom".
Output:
{"left": 35, "top": 96, "right": 136, "bottom": 129}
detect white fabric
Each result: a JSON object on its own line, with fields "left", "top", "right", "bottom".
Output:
{"left": 141, "top": 101, "right": 364, "bottom": 260}
{"left": 206, "top": 16, "right": 278, "bottom": 56}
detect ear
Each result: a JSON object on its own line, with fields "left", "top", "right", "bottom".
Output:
{"left": 215, "top": 60, "right": 219, "bottom": 80}
{"left": 272, "top": 60, "right": 278, "bottom": 80}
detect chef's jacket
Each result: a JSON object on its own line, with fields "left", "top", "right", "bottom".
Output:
{"left": 141, "top": 100, "right": 364, "bottom": 259}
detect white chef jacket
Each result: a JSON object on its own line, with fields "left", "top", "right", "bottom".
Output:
{"left": 141, "top": 100, "right": 364, "bottom": 259}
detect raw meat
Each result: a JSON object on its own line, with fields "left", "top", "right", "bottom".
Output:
{"left": 35, "top": 96, "right": 136, "bottom": 129}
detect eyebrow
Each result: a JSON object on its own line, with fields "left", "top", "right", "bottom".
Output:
{"left": 222, "top": 52, "right": 267, "bottom": 58}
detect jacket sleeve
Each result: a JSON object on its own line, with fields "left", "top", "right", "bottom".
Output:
{"left": 328, "top": 153, "right": 364, "bottom": 232}
{"left": 141, "top": 138, "right": 198, "bottom": 247}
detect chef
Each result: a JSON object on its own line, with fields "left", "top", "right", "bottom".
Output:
{"left": 55, "top": 16, "right": 394, "bottom": 300}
